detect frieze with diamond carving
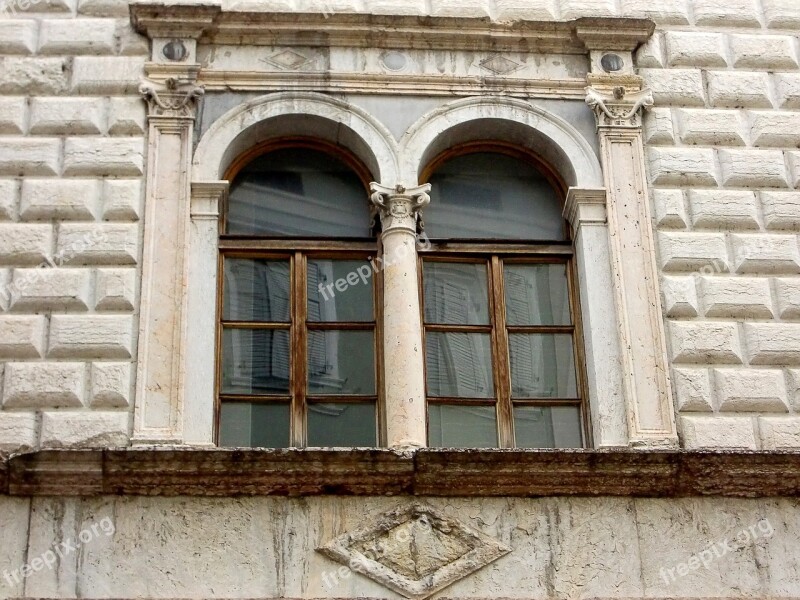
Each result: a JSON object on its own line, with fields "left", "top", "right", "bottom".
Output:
{"left": 317, "top": 503, "right": 511, "bottom": 600}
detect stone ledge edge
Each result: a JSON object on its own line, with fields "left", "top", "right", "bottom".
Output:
{"left": 2, "top": 448, "right": 799, "bottom": 497}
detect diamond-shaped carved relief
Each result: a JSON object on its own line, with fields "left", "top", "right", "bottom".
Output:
{"left": 263, "top": 49, "right": 312, "bottom": 70}
{"left": 479, "top": 54, "right": 523, "bottom": 75}
{"left": 317, "top": 503, "right": 511, "bottom": 599}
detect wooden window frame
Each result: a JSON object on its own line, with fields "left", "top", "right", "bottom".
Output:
{"left": 215, "top": 140, "right": 385, "bottom": 448}
{"left": 419, "top": 144, "right": 591, "bottom": 449}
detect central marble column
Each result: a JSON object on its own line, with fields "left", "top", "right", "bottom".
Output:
{"left": 370, "top": 183, "right": 431, "bottom": 449}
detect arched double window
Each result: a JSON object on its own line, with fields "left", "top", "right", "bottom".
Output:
{"left": 216, "top": 140, "right": 586, "bottom": 449}
{"left": 217, "top": 141, "right": 382, "bottom": 448}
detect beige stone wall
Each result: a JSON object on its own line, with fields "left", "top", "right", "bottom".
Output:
{"left": 0, "top": 495, "right": 798, "bottom": 599}
{"left": 0, "top": 0, "right": 798, "bottom": 451}
{"left": 0, "top": 0, "right": 146, "bottom": 453}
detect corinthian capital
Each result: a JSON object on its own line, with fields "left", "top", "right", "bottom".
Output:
{"left": 370, "top": 183, "right": 431, "bottom": 234}
{"left": 585, "top": 85, "right": 653, "bottom": 129}
{"left": 140, "top": 77, "right": 205, "bottom": 119}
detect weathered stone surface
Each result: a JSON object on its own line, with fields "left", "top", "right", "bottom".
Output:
{"left": 5, "top": 493, "right": 800, "bottom": 599}
{"left": 0, "top": 497, "right": 31, "bottom": 599}
{"left": 5, "top": 448, "right": 800, "bottom": 498}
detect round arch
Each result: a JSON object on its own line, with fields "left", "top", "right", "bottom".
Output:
{"left": 399, "top": 96, "right": 603, "bottom": 189}
{"left": 192, "top": 91, "right": 400, "bottom": 184}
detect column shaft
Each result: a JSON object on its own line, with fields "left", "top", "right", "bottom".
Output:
{"left": 370, "top": 184, "right": 430, "bottom": 449}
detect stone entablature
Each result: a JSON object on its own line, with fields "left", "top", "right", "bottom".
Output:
{"left": 130, "top": 6, "right": 653, "bottom": 98}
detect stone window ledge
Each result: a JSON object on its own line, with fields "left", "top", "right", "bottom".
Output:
{"left": 1, "top": 448, "right": 798, "bottom": 497}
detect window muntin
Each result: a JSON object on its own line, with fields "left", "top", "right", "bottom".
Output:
{"left": 420, "top": 148, "right": 586, "bottom": 449}
{"left": 219, "top": 253, "right": 380, "bottom": 448}
{"left": 422, "top": 256, "right": 584, "bottom": 448}
{"left": 218, "top": 143, "right": 380, "bottom": 448}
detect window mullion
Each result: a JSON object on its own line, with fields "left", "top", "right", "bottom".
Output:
{"left": 291, "top": 251, "right": 308, "bottom": 447}
{"left": 489, "top": 256, "right": 514, "bottom": 448}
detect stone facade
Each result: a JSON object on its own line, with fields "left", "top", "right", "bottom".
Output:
{"left": 0, "top": 0, "right": 799, "bottom": 598}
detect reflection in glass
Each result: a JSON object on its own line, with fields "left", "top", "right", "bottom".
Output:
{"left": 504, "top": 263, "right": 570, "bottom": 326}
{"left": 425, "top": 153, "right": 565, "bottom": 240}
{"left": 426, "top": 332, "right": 493, "bottom": 398}
{"left": 223, "top": 259, "right": 291, "bottom": 323}
{"left": 509, "top": 334, "right": 577, "bottom": 398}
{"left": 227, "top": 148, "right": 370, "bottom": 237}
{"left": 514, "top": 405, "right": 582, "bottom": 448}
{"left": 429, "top": 405, "right": 497, "bottom": 448}
{"left": 307, "top": 403, "right": 376, "bottom": 446}
{"left": 221, "top": 328, "right": 290, "bottom": 394}
{"left": 423, "top": 261, "right": 489, "bottom": 325}
{"left": 307, "top": 259, "right": 374, "bottom": 322}
{"left": 308, "top": 330, "right": 375, "bottom": 395}
{"left": 219, "top": 403, "right": 290, "bottom": 448}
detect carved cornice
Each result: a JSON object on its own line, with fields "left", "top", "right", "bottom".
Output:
{"left": 130, "top": 2, "right": 221, "bottom": 39}
{"left": 140, "top": 77, "right": 205, "bottom": 119}
{"left": 575, "top": 19, "right": 655, "bottom": 51}
{"left": 370, "top": 183, "right": 431, "bottom": 234}
{"left": 586, "top": 84, "right": 653, "bottom": 129}
{"left": 130, "top": 4, "right": 654, "bottom": 55}
{"left": 3, "top": 448, "right": 800, "bottom": 497}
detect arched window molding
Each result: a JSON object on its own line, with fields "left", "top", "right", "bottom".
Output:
{"left": 399, "top": 98, "right": 628, "bottom": 448}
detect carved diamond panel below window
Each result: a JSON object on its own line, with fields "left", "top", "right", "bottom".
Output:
{"left": 479, "top": 54, "right": 523, "bottom": 75}
{"left": 317, "top": 503, "right": 512, "bottom": 599}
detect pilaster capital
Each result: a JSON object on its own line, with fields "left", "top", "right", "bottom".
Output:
{"left": 191, "top": 180, "right": 229, "bottom": 220}
{"left": 369, "top": 183, "right": 431, "bottom": 234}
{"left": 564, "top": 187, "right": 608, "bottom": 231}
{"left": 140, "top": 77, "right": 205, "bottom": 120}
{"left": 585, "top": 75, "right": 653, "bottom": 129}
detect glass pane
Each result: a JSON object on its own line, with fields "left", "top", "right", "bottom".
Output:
{"left": 504, "top": 263, "right": 571, "bottom": 326}
{"left": 219, "top": 403, "right": 290, "bottom": 448}
{"left": 223, "top": 259, "right": 290, "bottom": 323}
{"left": 221, "top": 328, "right": 290, "bottom": 394}
{"left": 423, "top": 261, "right": 489, "bottom": 325}
{"left": 509, "top": 334, "right": 578, "bottom": 398}
{"left": 428, "top": 405, "right": 497, "bottom": 448}
{"left": 308, "top": 330, "right": 375, "bottom": 395}
{"left": 227, "top": 147, "right": 370, "bottom": 237}
{"left": 425, "top": 152, "right": 566, "bottom": 241}
{"left": 307, "top": 403, "right": 377, "bottom": 447}
{"left": 426, "top": 332, "right": 493, "bottom": 398}
{"left": 308, "top": 259, "right": 374, "bottom": 322}
{"left": 514, "top": 405, "right": 583, "bottom": 448}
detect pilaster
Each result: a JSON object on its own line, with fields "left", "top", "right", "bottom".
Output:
{"left": 585, "top": 73, "right": 679, "bottom": 447}
{"left": 564, "top": 188, "right": 629, "bottom": 448}
{"left": 132, "top": 38, "right": 205, "bottom": 445}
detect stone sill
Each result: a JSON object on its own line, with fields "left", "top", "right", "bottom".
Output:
{"left": 1, "top": 448, "right": 799, "bottom": 497}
